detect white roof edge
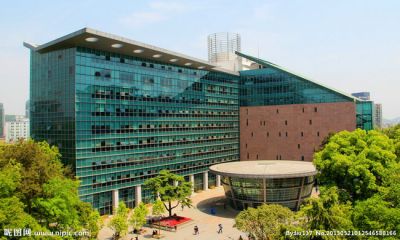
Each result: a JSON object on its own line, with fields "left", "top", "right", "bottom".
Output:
{"left": 30, "top": 27, "right": 238, "bottom": 75}
{"left": 23, "top": 42, "right": 38, "bottom": 50}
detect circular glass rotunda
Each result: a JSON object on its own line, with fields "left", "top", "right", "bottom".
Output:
{"left": 209, "top": 160, "right": 317, "bottom": 211}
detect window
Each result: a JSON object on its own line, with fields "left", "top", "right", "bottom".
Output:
{"left": 301, "top": 156, "right": 305, "bottom": 161}
{"left": 120, "top": 58, "right": 125, "bottom": 63}
{"left": 141, "top": 62, "right": 147, "bottom": 67}
{"left": 178, "top": 69, "right": 182, "bottom": 73}
{"left": 149, "top": 64, "right": 154, "bottom": 68}
{"left": 301, "top": 132, "right": 304, "bottom": 137}
{"left": 302, "top": 107, "right": 305, "bottom": 113}
{"left": 285, "top": 120, "right": 288, "bottom": 125}
{"left": 247, "top": 153, "right": 249, "bottom": 159}
{"left": 285, "top": 132, "right": 288, "bottom": 137}
{"left": 251, "top": 132, "right": 253, "bottom": 137}
{"left": 267, "top": 132, "right": 269, "bottom": 137}
{"left": 314, "top": 107, "right": 318, "bottom": 112}
{"left": 246, "top": 119, "right": 248, "bottom": 126}
{"left": 279, "top": 132, "right": 281, "bottom": 137}
{"left": 309, "top": 120, "right": 312, "bottom": 125}
{"left": 298, "top": 144, "right": 300, "bottom": 149}
{"left": 246, "top": 109, "right": 248, "bottom": 115}
{"left": 106, "top": 56, "right": 110, "bottom": 61}
{"left": 276, "top": 109, "right": 279, "bottom": 114}
{"left": 256, "top": 154, "right": 259, "bottom": 159}
{"left": 95, "top": 71, "right": 101, "bottom": 77}
{"left": 245, "top": 143, "right": 247, "bottom": 149}
{"left": 317, "top": 131, "right": 320, "bottom": 137}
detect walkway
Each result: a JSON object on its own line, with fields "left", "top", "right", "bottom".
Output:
{"left": 98, "top": 187, "right": 246, "bottom": 240}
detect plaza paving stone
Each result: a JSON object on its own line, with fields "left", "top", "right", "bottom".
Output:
{"left": 98, "top": 187, "right": 247, "bottom": 240}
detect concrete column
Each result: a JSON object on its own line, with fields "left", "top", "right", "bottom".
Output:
{"left": 135, "top": 185, "right": 142, "bottom": 206}
{"left": 189, "top": 174, "right": 195, "bottom": 193}
{"left": 216, "top": 175, "right": 221, "bottom": 187}
{"left": 112, "top": 189, "right": 119, "bottom": 214}
{"left": 203, "top": 171, "right": 208, "bottom": 191}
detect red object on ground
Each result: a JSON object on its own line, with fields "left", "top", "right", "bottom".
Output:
{"left": 155, "top": 216, "right": 192, "bottom": 227}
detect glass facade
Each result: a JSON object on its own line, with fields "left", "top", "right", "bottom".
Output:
{"left": 240, "top": 68, "right": 354, "bottom": 106}
{"left": 30, "top": 47, "right": 240, "bottom": 214}
{"left": 221, "top": 175, "right": 315, "bottom": 211}
{"left": 356, "top": 100, "right": 374, "bottom": 131}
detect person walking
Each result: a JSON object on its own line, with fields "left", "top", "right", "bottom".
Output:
{"left": 194, "top": 225, "right": 199, "bottom": 235}
{"left": 217, "top": 224, "right": 223, "bottom": 234}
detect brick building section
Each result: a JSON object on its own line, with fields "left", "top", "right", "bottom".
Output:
{"left": 240, "top": 102, "right": 356, "bottom": 161}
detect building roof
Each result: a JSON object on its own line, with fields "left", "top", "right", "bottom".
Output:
{"left": 209, "top": 160, "right": 317, "bottom": 179}
{"left": 23, "top": 27, "right": 238, "bottom": 76}
{"left": 236, "top": 51, "right": 359, "bottom": 102}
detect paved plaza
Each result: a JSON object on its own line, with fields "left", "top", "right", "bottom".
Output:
{"left": 98, "top": 187, "right": 246, "bottom": 240}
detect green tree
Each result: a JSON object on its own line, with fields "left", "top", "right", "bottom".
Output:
{"left": 0, "top": 140, "right": 102, "bottom": 239}
{"left": 152, "top": 199, "right": 166, "bottom": 235}
{"left": 144, "top": 170, "right": 192, "bottom": 216}
{"left": 77, "top": 202, "right": 102, "bottom": 240}
{"left": 109, "top": 201, "right": 129, "bottom": 239}
{"left": 130, "top": 202, "right": 148, "bottom": 232}
{"left": 235, "top": 204, "right": 294, "bottom": 240}
{"left": 314, "top": 129, "right": 397, "bottom": 201}
{"left": 381, "top": 124, "right": 400, "bottom": 161}
{"left": 298, "top": 186, "right": 353, "bottom": 231}
{"left": 352, "top": 195, "right": 400, "bottom": 233}
{"left": 0, "top": 140, "right": 66, "bottom": 213}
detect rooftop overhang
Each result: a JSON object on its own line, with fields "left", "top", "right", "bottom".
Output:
{"left": 23, "top": 27, "right": 239, "bottom": 76}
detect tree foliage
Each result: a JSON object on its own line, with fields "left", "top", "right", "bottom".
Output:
{"left": 310, "top": 126, "right": 400, "bottom": 236}
{"left": 109, "top": 201, "right": 129, "bottom": 238}
{"left": 298, "top": 186, "right": 353, "bottom": 231}
{"left": 0, "top": 140, "right": 101, "bottom": 239}
{"left": 314, "top": 129, "right": 397, "bottom": 201}
{"left": 130, "top": 202, "right": 148, "bottom": 231}
{"left": 235, "top": 204, "right": 294, "bottom": 240}
{"left": 144, "top": 170, "right": 192, "bottom": 216}
{"left": 152, "top": 199, "right": 166, "bottom": 217}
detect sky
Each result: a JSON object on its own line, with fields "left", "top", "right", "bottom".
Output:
{"left": 0, "top": 0, "right": 399, "bottom": 119}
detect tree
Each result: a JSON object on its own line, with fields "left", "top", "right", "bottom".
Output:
{"left": 352, "top": 195, "right": 400, "bottom": 234}
{"left": 298, "top": 186, "right": 353, "bottom": 231}
{"left": 130, "top": 202, "right": 148, "bottom": 232}
{"left": 314, "top": 129, "right": 397, "bottom": 201}
{"left": 144, "top": 170, "right": 192, "bottom": 216}
{"left": 109, "top": 201, "right": 129, "bottom": 239}
{"left": 0, "top": 140, "right": 66, "bottom": 213}
{"left": 152, "top": 199, "right": 166, "bottom": 235}
{"left": 0, "top": 140, "right": 102, "bottom": 239}
{"left": 235, "top": 204, "right": 294, "bottom": 240}
{"left": 77, "top": 202, "right": 102, "bottom": 240}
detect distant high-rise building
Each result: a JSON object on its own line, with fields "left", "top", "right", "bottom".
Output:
{"left": 25, "top": 100, "right": 30, "bottom": 118}
{"left": 0, "top": 103, "right": 4, "bottom": 138}
{"left": 5, "top": 116, "right": 29, "bottom": 142}
{"left": 208, "top": 32, "right": 242, "bottom": 71}
{"left": 351, "top": 92, "right": 370, "bottom": 101}
{"left": 374, "top": 103, "right": 382, "bottom": 128}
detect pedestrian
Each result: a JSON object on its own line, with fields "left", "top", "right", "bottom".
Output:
{"left": 194, "top": 225, "right": 199, "bottom": 235}
{"left": 181, "top": 204, "right": 184, "bottom": 211}
{"left": 174, "top": 225, "right": 177, "bottom": 232}
{"left": 239, "top": 235, "right": 243, "bottom": 240}
{"left": 135, "top": 237, "right": 139, "bottom": 240}
{"left": 218, "top": 223, "right": 223, "bottom": 234}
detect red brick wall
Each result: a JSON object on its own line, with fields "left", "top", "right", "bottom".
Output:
{"left": 240, "top": 102, "right": 356, "bottom": 161}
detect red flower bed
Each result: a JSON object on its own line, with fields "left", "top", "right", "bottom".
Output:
{"left": 155, "top": 216, "right": 192, "bottom": 227}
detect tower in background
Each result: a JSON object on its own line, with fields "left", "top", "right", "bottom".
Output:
{"left": 208, "top": 32, "right": 242, "bottom": 71}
